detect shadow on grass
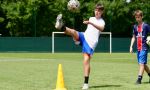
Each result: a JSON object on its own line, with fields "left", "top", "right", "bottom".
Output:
{"left": 90, "top": 84, "right": 122, "bottom": 89}
{"left": 142, "top": 82, "right": 150, "bottom": 84}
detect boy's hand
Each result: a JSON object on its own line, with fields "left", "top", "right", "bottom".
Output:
{"left": 83, "top": 20, "right": 90, "bottom": 24}
{"left": 130, "top": 47, "right": 133, "bottom": 53}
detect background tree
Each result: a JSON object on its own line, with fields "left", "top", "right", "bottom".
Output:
{"left": 0, "top": 0, "right": 149, "bottom": 37}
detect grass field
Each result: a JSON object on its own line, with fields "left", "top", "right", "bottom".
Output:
{"left": 0, "top": 53, "right": 150, "bottom": 90}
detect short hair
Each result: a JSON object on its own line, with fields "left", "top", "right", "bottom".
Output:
{"left": 134, "top": 10, "right": 143, "bottom": 17}
{"left": 95, "top": 3, "right": 104, "bottom": 11}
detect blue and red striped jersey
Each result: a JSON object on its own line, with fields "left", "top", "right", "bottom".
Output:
{"left": 133, "top": 23, "right": 150, "bottom": 51}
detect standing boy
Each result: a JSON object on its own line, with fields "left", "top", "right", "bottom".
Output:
{"left": 55, "top": 3, "right": 105, "bottom": 89}
{"left": 130, "top": 10, "right": 150, "bottom": 84}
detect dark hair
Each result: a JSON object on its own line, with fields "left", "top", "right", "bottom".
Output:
{"left": 95, "top": 3, "right": 104, "bottom": 11}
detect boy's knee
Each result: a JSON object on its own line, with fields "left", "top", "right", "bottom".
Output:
{"left": 83, "top": 59, "right": 90, "bottom": 65}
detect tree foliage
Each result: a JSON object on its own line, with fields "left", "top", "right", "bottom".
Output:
{"left": 0, "top": 0, "right": 150, "bottom": 37}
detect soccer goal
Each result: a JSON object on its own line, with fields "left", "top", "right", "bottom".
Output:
{"left": 52, "top": 32, "right": 112, "bottom": 54}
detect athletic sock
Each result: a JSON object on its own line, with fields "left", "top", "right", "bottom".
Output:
{"left": 137, "top": 75, "right": 142, "bottom": 81}
{"left": 148, "top": 73, "right": 150, "bottom": 83}
{"left": 61, "top": 25, "right": 66, "bottom": 32}
{"left": 148, "top": 73, "right": 150, "bottom": 77}
{"left": 84, "top": 76, "right": 89, "bottom": 84}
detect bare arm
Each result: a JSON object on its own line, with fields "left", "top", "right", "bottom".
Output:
{"left": 83, "top": 20, "right": 104, "bottom": 32}
{"left": 130, "top": 35, "right": 136, "bottom": 53}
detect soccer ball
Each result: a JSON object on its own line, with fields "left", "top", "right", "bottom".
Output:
{"left": 146, "top": 36, "right": 150, "bottom": 46}
{"left": 67, "top": 0, "right": 80, "bottom": 12}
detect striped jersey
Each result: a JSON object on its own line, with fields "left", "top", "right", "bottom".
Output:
{"left": 133, "top": 22, "right": 150, "bottom": 51}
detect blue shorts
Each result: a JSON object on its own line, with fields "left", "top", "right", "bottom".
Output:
{"left": 78, "top": 32, "right": 94, "bottom": 55}
{"left": 137, "top": 50, "right": 148, "bottom": 64}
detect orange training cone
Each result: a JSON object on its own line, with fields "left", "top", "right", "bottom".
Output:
{"left": 54, "top": 64, "right": 67, "bottom": 90}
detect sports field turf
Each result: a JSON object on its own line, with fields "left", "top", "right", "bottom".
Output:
{"left": 0, "top": 53, "right": 150, "bottom": 90}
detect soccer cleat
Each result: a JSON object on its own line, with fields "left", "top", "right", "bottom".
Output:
{"left": 55, "top": 14, "right": 64, "bottom": 30}
{"left": 82, "top": 83, "right": 89, "bottom": 90}
{"left": 135, "top": 80, "right": 141, "bottom": 84}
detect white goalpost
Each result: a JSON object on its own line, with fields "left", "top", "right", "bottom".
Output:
{"left": 52, "top": 32, "right": 112, "bottom": 54}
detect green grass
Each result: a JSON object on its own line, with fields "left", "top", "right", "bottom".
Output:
{"left": 0, "top": 53, "right": 150, "bottom": 90}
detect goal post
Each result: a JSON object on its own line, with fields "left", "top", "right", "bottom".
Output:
{"left": 52, "top": 32, "right": 112, "bottom": 54}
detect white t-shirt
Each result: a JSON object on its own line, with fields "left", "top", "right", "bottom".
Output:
{"left": 84, "top": 17, "right": 105, "bottom": 50}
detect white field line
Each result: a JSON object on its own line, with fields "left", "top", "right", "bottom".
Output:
{"left": 0, "top": 57, "right": 135, "bottom": 62}
{"left": 0, "top": 57, "right": 55, "bottom": 62}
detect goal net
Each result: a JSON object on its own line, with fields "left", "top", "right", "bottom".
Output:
{"left": 52, "top": 32, "right": 112, "bottom": 53}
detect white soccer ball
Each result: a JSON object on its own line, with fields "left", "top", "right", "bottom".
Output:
{"left": 67, "top": 0, "right": 80, "bottom": 12}
{"left": 146, "top": 36, "right": 150, "bottom": 46}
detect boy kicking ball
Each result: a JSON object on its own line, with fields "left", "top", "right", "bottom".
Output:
{"left": 55, "top": 3, "right": 105, "bottom": 89}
